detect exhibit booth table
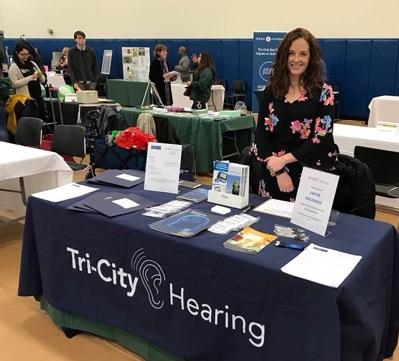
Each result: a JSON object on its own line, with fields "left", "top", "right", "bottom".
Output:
{"left": 44, "top": 97, "right": 121, "bottom": 125}
{"left": 19, "top": 182, "right": 399, "bottom": 361}
{"left": 333, "top": 123, "right": 399, "bottom": 209}
{"left": 120, "top": 108, "right": 255, "bottom": 174}
{"left": 0, "top": 141, "right": 72, "bottom": 220}
{"left": 106, "top": 79, "right": 150, "bottom": 107}
{"left": 171, "top": 83, "right": 225, "bottom": 111}
{"left": 333, "top": 123, "right": 399, "bottom": 155}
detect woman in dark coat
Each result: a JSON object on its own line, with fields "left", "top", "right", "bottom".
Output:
{"left": 187, "top": 52, "right": 215, "bottom": 110}
{"left": 149, "top": 44, "right": 173, "bottom": 106}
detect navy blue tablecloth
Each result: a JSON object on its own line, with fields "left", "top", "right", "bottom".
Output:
{"left": 18, "top": 184, "right": 399, "bottom": 361}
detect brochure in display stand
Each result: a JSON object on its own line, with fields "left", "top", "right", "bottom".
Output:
{"left": 207, "top": 161, "right": 249, "bottom": 209}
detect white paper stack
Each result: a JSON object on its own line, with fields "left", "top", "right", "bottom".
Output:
{"left": 32, "top": 183, "right": 98, "bottom": 202}
{"left": 253, "top": 199, "right": 294, "bottom": 218}
{"left": 281, "top": 243, "right": 362, "bottom": 288}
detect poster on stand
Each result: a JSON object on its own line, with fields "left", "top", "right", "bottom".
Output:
{"left": 122, "top": 47, "right": 150, "bottom": 81}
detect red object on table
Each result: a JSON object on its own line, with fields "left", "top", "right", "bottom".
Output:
{"left": 115, "top": 127, "right": 156, "bottom": 150}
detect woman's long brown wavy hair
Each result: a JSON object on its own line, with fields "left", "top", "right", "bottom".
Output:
{"left": 267, "top": 28, "right": 324, "bottom": 99}
{"left": 195, "top": 52, "right": 216, "bottom": 81}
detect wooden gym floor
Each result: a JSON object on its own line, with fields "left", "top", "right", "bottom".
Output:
{"left": 0, "top": 118, "right": 398, "bottom": 360}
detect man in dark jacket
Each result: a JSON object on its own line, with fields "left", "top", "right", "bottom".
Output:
{"left": 68, "top": 30, "right": 98, "bottom": 91}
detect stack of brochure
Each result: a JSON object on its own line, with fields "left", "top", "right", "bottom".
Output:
{"left": 142, "top": 200, "right": 192, "bottom": 218}
{"left": 88, "top": 169, "right": 144, "bottom": 188}
{"left": 68, "top": 191, "right": 156, "bottom": 217}
{"left": 211, "top": 161, "right": 249, "bottom": 197}
{"left": 208, "top": 213, "right": 259, "bottom": 235}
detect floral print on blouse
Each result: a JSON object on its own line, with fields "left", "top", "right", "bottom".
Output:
{"left": 251, "top": 83, "right": 338, "bottom": 199}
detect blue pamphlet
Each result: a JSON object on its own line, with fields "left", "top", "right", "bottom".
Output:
{"left": 149, "top": 209, "right": 222, "bottom": 238}
{"left": 69, "top": 191, "right": 156, "bottom": 217}
{"left": 88, "top": 169, "right": 144, "bottom": 188}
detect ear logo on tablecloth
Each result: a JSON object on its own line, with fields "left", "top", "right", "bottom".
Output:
{"left": 131, "top": 248, "right": 166, "bottom": 310}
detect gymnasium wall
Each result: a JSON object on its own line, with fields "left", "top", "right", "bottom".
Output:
{"left": 0, "top": 0, "right": 398, "bottom": 38}
{"left": 1, "top": 0, "right": 399, "bottom": 118}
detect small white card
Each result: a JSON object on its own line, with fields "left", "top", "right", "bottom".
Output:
{"left": 291, "top": 167, "right": 339, "bottom": 236}
{"left": 144, "top": 142, "right": 182, "bottom": 194}
{"left": 211, "top": 205, "right": 231, "bottom": 215}
{"left": 112, "top": 198, "right": 139, "bottom": 209}
{"left": 116, "top": 174, "right": 140, "bottom": 182}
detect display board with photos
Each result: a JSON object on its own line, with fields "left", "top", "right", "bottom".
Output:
{"left": 122, "top": 47, "right": 150, "bottom": 81}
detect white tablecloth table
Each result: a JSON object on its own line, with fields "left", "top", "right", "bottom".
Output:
{"left": 0, "top": 142, "right": 73, "bottom": 217}
{"left": 333, "top": 123, "right": 399, "bottom": 209}
{"left": 368, "top": 96, "right": 399, "bottom": 127}
{"left": 171, "top": 83, "right": 225, "bottom": 110}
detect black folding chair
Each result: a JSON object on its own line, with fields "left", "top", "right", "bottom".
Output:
{"left": 52, "top": 124, "right": 93, "bottom": 175}
{"left": 354, "top": 146, "right": 399, "bottom": 198}
{"left": 15, "top": 117, "right": 43, "bottom": 147}
{"left": 225, "top": 79, "right": 247, "bottom": 108}
{"left": 214, "top": 79, "right": 226, "bottom": 87}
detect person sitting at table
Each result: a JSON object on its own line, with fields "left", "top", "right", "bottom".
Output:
{"left": 56, "top": 47, "right": 72, "bottom": 86}
{"left": 186, "top": 52, "right": 216, "bottom": 110}
{"left": 149, "top": 44, "right": 174, "bottom": 106}
{"left": 174, "top": 46, "right": 190, "bottom": 82}
{"left": 8, "top": 41, "right": 47, "bottom": 120}
{"left": 251, "top": 27, "right": 337, "bottom": 201}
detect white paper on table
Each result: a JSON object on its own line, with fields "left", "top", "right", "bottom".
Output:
{"left": 32, "top": 183, "right": 98, "bottom": 202}
{"left": 281, "top": 243, "right": 362, "bottom": 288}
{"left": 291, "top": 167, "right": 339, "bottom": 236}
{"left": 112, "top": 198, "right": 139, "bottom": 209}
{"left": 253, "top": 199, "right": 294, "bottom": 218}
{"left": 115, "top": 174, "right": 140, "bottom": 182}
{"left": 144, "top": 142, "right": 182, "bottom": 194}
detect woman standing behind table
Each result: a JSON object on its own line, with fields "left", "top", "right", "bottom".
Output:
{"left": 187, "top": 52, "right": 215, "bottom": 110}
{"left": 149, "top": 44, "right": 174, "bottom": 106}
{"left": 9, "top": 42, "right": 47, "bottom": 119}
{"left": 251, "top": 28, "right": 337, "bottom": 201}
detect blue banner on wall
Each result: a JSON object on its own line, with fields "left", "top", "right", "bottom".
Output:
{"left": 252, "top": 32, "right": 285, "bottom": 112}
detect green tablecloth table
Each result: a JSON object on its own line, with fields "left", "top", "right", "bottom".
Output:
{"left": 106, "top": 79, "right": 149, "bottom": 107}
{"left": 120, "top": 108, "right": 256, "bottom": 173}
{"left": 40, "top": 298, "right": 182, "bottom": 361}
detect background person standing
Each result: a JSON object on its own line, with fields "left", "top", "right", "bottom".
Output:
{"left": 149, "top": 44, "right": 174, "bottom": 105}
{"left": 187, "top": 52, "right": 216, "bottom": 110}
{"left": 174, "top": 46, "right": 190, "bottom": 82}
{"left": 8, "top": 41, "right": 47, "bottom": 120}
{"left": 68, "top": 30, "right": 98, "bottom": 91}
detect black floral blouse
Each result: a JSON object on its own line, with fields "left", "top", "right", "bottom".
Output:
{"left": 251, "top": 83, "right": 338, "bottom": 200}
